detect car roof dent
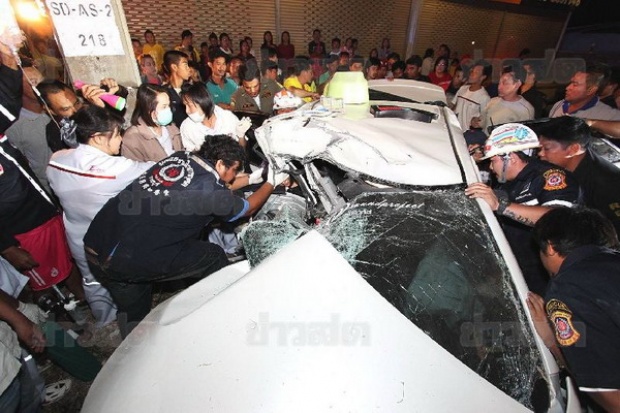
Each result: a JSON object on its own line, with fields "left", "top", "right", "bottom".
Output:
{"left": 257, "top": 113, "right": 465, "bottom": 186}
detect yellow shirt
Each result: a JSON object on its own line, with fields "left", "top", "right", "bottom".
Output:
{"left": 283, "top": 76, "right": 316, "bottom": 102}
{"left": 142, "top": 43, "right": 165, "bottom": 71}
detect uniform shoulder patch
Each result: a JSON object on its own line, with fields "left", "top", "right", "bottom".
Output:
{"left": 543, "top": 169, "right": 567, "bottom": 191}
{"left": 546, "top": 298, "right": 581, "bottom": 346}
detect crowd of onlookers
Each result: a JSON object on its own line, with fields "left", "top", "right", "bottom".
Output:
{"left": 1, "top": 26, "right": 620, "bottom": 412}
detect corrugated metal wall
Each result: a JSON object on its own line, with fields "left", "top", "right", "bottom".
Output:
{"left": 121, "top": 0, "right": 411, "bottom": 58}
{"left": 413, "top": 0, "right": 566, "bottom": 59}
{"left": 122, "top": 0, "right": 276, "bottom": 52}
{"left": 121, "top": 0, "right": 566, "bottom": 59}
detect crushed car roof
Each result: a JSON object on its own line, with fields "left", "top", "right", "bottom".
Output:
{"left": 258, "top": 104, "right": 467, "bottom": 187}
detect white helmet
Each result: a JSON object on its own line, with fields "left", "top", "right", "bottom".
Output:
{"left": 481, "top": 123, "right": 539, "bottom": 160}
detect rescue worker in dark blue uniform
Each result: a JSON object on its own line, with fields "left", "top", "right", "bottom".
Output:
{"left": 465, "top": 123, "right": 581, "bottom": 295}
{"left": 526, "top": 207, "right": 620, "bottom": 412}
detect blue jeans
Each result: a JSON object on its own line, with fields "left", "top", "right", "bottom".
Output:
{"left": 87, "top": 241, "right": 229, "bottom": 338}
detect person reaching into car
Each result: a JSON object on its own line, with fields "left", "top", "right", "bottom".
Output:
{"left": 526, "top": 207, "right": 620, "bottom": 413}
{"left": 465, "top": 123, "right": 581, "bottom": 295}
{"left": 84, "top": 135, "right": 288, "bottom": 337}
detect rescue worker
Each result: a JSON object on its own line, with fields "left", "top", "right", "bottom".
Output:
{"left": 534, "top": 116, "right": 620, "bottom": 235}
{"left": 465, "top": 123, "right": 581, "bottom": 295}
{"left": 84, "top": 135, "right": 287, "bottom": 337}
{"left": 527, "top": 207, "right": 620, "bottom": 412}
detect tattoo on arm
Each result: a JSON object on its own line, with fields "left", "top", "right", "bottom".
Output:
{"left": 503, "top": 209, "right": 535, "bottom": 226}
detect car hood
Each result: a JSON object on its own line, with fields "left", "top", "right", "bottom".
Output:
{"left": 83, "top": 231, "right": 530, "bottom": 413}
{"left": 256, "top": 111, "right": 466, "bottom": 186}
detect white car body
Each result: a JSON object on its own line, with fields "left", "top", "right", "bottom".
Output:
{"left": 83, "top": 76, "right": 581, "bottom": 412}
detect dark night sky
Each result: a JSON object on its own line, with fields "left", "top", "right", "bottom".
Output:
{"left": 568, "top": 0, "right": 614, "bottom": 27}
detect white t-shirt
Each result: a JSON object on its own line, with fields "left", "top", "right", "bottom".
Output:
{"left": 483, "top": 96, "right": 535, "bottom": 133}
{"left": 180, "top": 106, "right": 240, "bottom": 151}
{"left": 47, "top": 144, "right": 153, "bottom": 260}
{"left": 452, "top": 85, "right": 490, "bottom": 131}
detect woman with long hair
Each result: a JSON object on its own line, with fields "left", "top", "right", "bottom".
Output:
{"left": 277, "top": 31, "right": 295, "bottom": 60}
{"left": 122, "top": 83, "right": 184, "bottom": 162}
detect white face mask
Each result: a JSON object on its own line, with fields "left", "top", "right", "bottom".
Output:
{"left": 188, "top": 111, "right": 205, "bottom": 123}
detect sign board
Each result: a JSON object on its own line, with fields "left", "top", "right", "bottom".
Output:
{"left": 46, "top": 0, "right": 125, "bottom": 57}
{"left": 42, "top": 0, "right": 141, "bottom": 92}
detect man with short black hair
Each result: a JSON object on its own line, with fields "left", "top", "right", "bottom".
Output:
{"left": 481, "top": 68, "right": 534, "bottom": 132}
{"left": 207, "top": 49, "right": 238, "bottom": 110}
{"left": 84, "top": 135, "right": 288, "bottom": 337}
{"left": 391, "top": 61, "right": 405, "bottom": 79}
{"left": 535, "top": 116, "right": 620, "bottom": 234}
{"left": 227, "top": 56, "right": 243, "bottom": 86}
{"left": 549, "top": 66, "right": 620, "bottom": 120}
{"left": 261, "top": 60, "right": 280, "bottom": 84}
{"left": 284, "top": 59, "right": 319, "bottom": 102}
{"left": 308, "top": 29, "right": 326, "bottom": 58}
{"left": 404, "top": 55, "right": 430, "bottom": 82}
{"left": 451, "top": 60, "right": 491, "bottom": 132}
{"left": 527, "top": 207, "right": 620, "bottom": 413}
{"left": 349, "top": 57, "right": 364, "bottom": 72}
{"left": 175, "top": 29, "right": 198, "bottom": 62}
{"left": 365, "top": 57, "right": 381, "bottom": 80}
{"left": 231, "top": 62, "right": 283, "bottom": 116}
{"left": 329, "top": 38, "right": 341, "bottom": 57}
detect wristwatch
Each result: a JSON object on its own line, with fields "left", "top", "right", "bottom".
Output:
{"left": 494, "top": 190, "right": 511, "bottom": 215}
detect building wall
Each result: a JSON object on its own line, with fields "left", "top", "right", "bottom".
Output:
{"left": 414, "top": 0, "right": 567, "bottom": 59}
{"left": 120, "top": 0, "right": 567, "bottom": 60}
{"left": 121, "top": 0, "right": 410, "bottom": 59}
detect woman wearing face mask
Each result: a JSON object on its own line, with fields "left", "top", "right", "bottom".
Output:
{"left": 46, "top": 105, "right": 154, "bottom": 328}
{"left": 180, "top": 84, "right": 258, "bottom": 187}
{"left": 122, "top": 84, "right": 184, "bottom": 162}
{"left": 180, "top": 83, "right": 249, "bottom": 151}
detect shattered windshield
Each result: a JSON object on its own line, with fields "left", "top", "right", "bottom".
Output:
{"left": 243, "top": 189, "right": 547, "bottom": 410}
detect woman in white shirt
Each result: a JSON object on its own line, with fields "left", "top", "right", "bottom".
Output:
{"left": 180, "top": 83, "right": 249, "bottom": 152}
{"left": 122, "top": 84, "right": 184, "bottom": 162}
{"left": 47, "top": 105, "right": 154, "bottom": 327}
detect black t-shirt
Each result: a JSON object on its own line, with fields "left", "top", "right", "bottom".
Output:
{"left": 499, "top": 159, "right": 581, "bottom": 295}
{"left": 0, "top": 139, "right": 58, "bottom": 251}
{"left": 84, "top": 152, "right": 248, "bottom": 277}
{"left": 545, "top": 245, "right": 620, "bottom": 389}
{"left": 164, "top": 84, "right": 188, "bottom": 128}
{"left": 0, "top": 64, "right": 22, "bottom": 134}
{"left": 574, "top": 148, "right": 620, "bottom": 235}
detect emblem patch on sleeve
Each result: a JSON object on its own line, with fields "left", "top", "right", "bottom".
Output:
{"left": 546, "top": 299, "right": 581, "bottom": 346}
{"left": 543, "top": 169, "right": 567, "bottom": 191}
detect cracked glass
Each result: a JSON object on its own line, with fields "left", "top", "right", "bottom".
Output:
{"left": 242, "top": 189, "right": 548, "bottom": 410}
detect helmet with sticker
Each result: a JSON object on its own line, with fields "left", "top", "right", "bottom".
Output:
{"left": 481, "top": 123, "right": 539, "bottom": 160}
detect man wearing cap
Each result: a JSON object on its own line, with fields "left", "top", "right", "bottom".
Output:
{"left": 465, "top": 124, "right": 581, "bottom": 295}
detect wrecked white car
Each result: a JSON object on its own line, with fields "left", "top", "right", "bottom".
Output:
{"left": 82, "top": 76, "right": 580, "bottom": 412}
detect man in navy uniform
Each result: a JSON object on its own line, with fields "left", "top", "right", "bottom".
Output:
{"left": 465, "top": 124, "right": 581, "bottom": 295}
{"left": 527, "top": 207, "right": 620, "bottom": 412}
